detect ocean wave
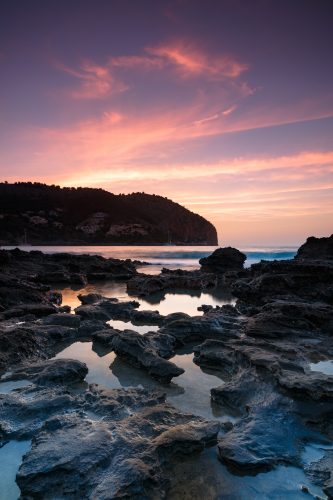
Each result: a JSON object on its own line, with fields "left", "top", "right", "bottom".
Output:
{"left": 135, "top": 251, "right": 213, "bottom": 260}
{"left": 2, "top": 245, "right": 297, "bottom": 266}
{"left": 246, "top": 251, "right": 296, "bottom": 260}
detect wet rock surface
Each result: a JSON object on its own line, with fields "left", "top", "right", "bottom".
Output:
{"left": 306, "top": 449, "right": 333, "bottom": 498}
{"left": 1, "top": 381, "right": 219, "bottom": 499}
{"left": 17, "top": 412, "right": 218, "bottom": 499}
{"left": 0, "top": 247, "right": 139, "bottom": 290}
{"left": 192, "top": 239, "right": 333, "bottom": 495}
{"left": 0, "top": 236, "right": 333, "bottom": 498}
{"left": 1, "top": 358, "right": 88, "bottom": 385}
{"left": 93, "top": 328, "right": 182, "bottom": 383}
{"left": 75, "top": 295, "right": 140, "bottom": 321}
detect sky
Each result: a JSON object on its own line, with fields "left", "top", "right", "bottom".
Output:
{"left": 0, "top": 0, "right": 333, "bottom": 246}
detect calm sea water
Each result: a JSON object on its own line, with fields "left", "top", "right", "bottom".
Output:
{"left": 3, "top": 244, "right": 298, "bottom": 271}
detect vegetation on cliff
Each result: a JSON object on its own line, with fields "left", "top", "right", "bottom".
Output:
{"left": 0, "top": 182, "right": 218, "bottom": 245}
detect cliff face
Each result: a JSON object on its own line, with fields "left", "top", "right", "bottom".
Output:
{"left": 0, "top": 183, "right": 218, "bottom": 246}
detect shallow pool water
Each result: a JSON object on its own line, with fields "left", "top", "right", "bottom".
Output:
{"left": 107, "top": 319, "right": 159, "bottom": 334}
{"left": 55, "top": 341, "right": 121, "bottom": 388}
{"left": 57, "top": 282, "right": 235, "bottom": 315}
{"left": 55, "top": 341, "right": 228, "bottom": 422}
{"left": 0, "top": 440, "right": 31, "bottom": 500}
{"left": 0, "top": 379, "right": 32, "bottom": 394}
{"left": 166, "top": 352, "right": 228, "bottom": 421}
{"left": 302, "top": 442, "right": 333, "bottom": 465}
{"left": 167, "top": 447, "right": 326, "bottom": 500}
{"left": 310, "top": 360, "right": 333, "bottom": 376}
{"left": 1, "top": 246, "right": 328, "bottom": 499}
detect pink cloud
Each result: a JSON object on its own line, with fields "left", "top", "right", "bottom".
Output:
{"left": 56, "top": 60, "right": 127, "bottom": 99}
{"left": 109, "top": 39, "right": 248, "bottom": 81}
{"left": 110, "top": 54, "right": 163, "bottom": 70}
{"left": 3, "top": 115, "right": 332, "bottom": 245}
{"left": 146, "top": 40, "right": 248, "bottom": 80}
{"left": 55, "top": 38, "right": 249, "bottom": 101}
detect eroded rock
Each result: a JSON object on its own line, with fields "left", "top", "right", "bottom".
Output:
{"left": 93, "top": 328, "right": 183, "bottom": 383}
{"left": 75, "top": 296, "right": 140, "bottom": 321}
{"left": 6, "top": 384, "right": 220, "bottom": 499}
{"left": 127, "top": 269, "right": 217, "bottom": 297}
{"left": 1, "top": 358, "right": 88, "bottom": 385}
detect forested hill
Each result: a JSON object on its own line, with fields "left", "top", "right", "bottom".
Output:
{"left": 0, "top": 183, "right": 218, "bottom": 245}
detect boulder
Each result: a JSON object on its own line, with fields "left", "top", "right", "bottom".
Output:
{"left": 199, "top": 247, "right": 246, "bottom": 273}
{"left": 296, "top": 234, "right": 333, "bottom": 260}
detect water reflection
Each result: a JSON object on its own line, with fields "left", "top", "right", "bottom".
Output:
{"left": 166, "top": 352, "right": 227, "bottom": 421}
{"left": 56, "top": 282, "right": 129, "bottom": 310}
{"left": 0, "top": 379, "right": 31, "bottom": 393}
{"left": 54, "top": 341, "right": 229, "bottom": 422}
{"left": 55, "top": 341, "right": 121, "bottom": 389}
{"left": 0, "top": 440, "right": 31, "bottom": 500}
{"left": 302, "top": 442, "right": 333, "bottom": 465}
{"left": 310, "top": 360, "right": 333, "bottom": 376}
{"left": 167, "top": 447, "right": 325, "bottom": 500}
{"left": 57, "top": 282, "right": 235, "bottom": 316}
{"left": 107, "top": 319, "right": 159, "bottom": 335}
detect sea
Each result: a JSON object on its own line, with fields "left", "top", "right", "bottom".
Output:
{"left": 3, "top": 244, "right": 298, "bottom": 271}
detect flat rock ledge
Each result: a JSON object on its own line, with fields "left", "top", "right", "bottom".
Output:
{"left": 0, "top": 372, "right": 220, "bottom": 499}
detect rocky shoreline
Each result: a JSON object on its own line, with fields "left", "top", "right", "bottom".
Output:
{"left": 0, "top": 236, "right": 333, "bottom": 498}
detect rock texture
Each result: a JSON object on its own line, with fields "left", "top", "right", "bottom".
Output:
{"left": 1, "top": 358, "right": 88, "bottom": 385}
{"left": 95, "top": 329, "right": 183, "bottom": 383}
{"left": 0, "top": 236, "right": 332, "bottom": 498}
{"left": 127, "top": 268, "right": 217, "bottom": 296}
{"left": 0, "top": 381, "right": 219, "bottom": 499}
{"left": 75, "top": 295, "right": 140, "bottom": 321}
{"left": 191, "top": 237, "right": 333, "bottom": 497}
{"left": 0, "top": 247, "right": 138, "bottom": 289}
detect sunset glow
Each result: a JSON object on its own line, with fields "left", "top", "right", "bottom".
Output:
{"left": 1, "top": 0, "right": 332, "bottom": 245}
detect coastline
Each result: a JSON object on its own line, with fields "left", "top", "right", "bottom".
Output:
{"left": 0, "top": 236, "right": 332, "bottom": 498}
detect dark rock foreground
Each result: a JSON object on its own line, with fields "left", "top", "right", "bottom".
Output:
{"left": 0, "top": 374, "right": 219, "bottom": 498}
{"left": 0, "top": 234, "right": 332, "bottom": 498}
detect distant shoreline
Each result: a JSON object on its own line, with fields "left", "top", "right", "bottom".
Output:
{"left": 1, "top": 243, "right": 217, "bottom": 247}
